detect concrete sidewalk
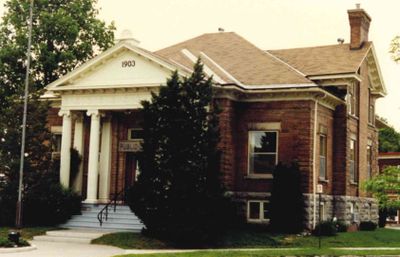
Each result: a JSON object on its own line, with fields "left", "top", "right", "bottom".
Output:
{"left": 0, "top": 240, "right": 125, "bottom": 257}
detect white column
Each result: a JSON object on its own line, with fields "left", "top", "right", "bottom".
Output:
{"left": 99, "top": 116, "right": 112, "bottom": 203}
{"left": 85, "top": 109, "right": 101, "bottom": 203}
{"left": 72, "top": 113, "right": 85, "bottom": 194}
{"left": 59, "top": 110, "right": 72, "bottom": 188}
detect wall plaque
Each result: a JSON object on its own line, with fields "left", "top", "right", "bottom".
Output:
{"left": 119, "top": 140, "right": 142, "bottom": 152}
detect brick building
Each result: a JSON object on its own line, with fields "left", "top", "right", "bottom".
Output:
{"left": 45, "top": 6, "right": 386, "bottom": 228}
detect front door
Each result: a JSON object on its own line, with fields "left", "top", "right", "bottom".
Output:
{"left": 125, "top": 153, "right": 139, "bottom": 190}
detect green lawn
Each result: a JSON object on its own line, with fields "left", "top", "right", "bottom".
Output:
{"left": 113, "top": 248, "right": 400, "bottom": 257}
{"left": 94, "top": 228, "right": 400, "bottom": 250}
{"left": 0, "top": 226, "right": 54, "bottom": 240}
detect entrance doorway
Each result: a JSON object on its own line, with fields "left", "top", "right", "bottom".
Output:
{"left": 125, "top": 153, "right": 140, "bottom": 190}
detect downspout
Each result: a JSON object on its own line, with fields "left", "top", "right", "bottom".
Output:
{"left": 312, "top": 99, "right": 318, "bottom": 229}
{"left": 312, "top": 93, "right": 326, "bottom": 228}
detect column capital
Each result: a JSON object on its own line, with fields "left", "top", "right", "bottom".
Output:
{"left": 86, "top": 109, "right": 105, "bottom": 118}
{"left": 58, "top": 109, "right": 71, "bottom": 117}
{"left": 72, "top": 111, "right": 84, "bottom": 122}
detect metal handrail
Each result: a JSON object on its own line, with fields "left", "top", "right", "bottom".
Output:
{"left": 97, "top": 189, "right": 126, "bottom": 226}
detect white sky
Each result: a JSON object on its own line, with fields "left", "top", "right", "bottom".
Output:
{"left": 1, "top": 0, "right": 400, "bottom": 129}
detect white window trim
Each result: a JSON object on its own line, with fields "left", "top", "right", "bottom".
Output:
{"left": 127, "top": 128, "right": 143, "bottom": 141}
{"left": 247, "top": 130, "right": 279, "bottom": 178}
{"left": 350, "top": 138, "right": 358, "bottom": 183}
{"left": 319, "top": 134, "right": 327, "bottom": 180}
{"left": 247, "top": 200, "right": 269, "bottom": 223}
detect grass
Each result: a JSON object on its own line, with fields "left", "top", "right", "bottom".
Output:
{"left": 0, "top": 226, "right": 55, "bottom": 240}
{"left": 94, "top": 228, "right": 400, "bottom": 250}
{"left": 113, "top": 248, "right": 400, "bottom": 257}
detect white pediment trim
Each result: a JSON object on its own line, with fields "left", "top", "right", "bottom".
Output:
{"left": 365, "top": 44, "right": 387, "bottom": 97}
{"left": 45, "top": 40, "right": 190, "bottom": 91}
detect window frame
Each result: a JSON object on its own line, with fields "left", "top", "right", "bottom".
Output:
{"left": 350, "top": 138, "right": 358, "bottom": 183}
{"left": 247, "top": 130, "right": 279, "bottom": 176}
{"left": 348, "top": 83, "right": 359, "bottom": 117}
{"left": 127, "top": 128, "right": 144, "bottom": 141}
{"left": 319, "top": 133, "right": 327, "bottom": 180}
{"left": 247, "top": 200, "right": 269, "bottom": 222}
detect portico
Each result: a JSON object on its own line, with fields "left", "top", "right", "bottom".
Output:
{"left": 44, "top": 37, "right": 188, "bottom": 203}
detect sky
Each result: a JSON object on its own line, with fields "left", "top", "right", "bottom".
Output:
{"left": 1, "top": 0, "right": 400, "bottom": 129}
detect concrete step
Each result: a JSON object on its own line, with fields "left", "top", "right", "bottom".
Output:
{"left": 60, "top": 203, "right": 144, "bottom": 233}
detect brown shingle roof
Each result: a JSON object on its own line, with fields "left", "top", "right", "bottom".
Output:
{"left": 267, "top": 42, "right": 372, "bottom": 76}
{"left": 155, "top": 32, "right": 313, "bottom": 85}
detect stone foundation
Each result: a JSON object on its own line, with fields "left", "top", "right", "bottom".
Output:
{"left": 303, "top": 193, "right": 379, "bottom": 229}
{"left": 230, "top": 191, "right": 379, "bottom": 229}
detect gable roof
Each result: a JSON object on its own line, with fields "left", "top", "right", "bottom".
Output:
{"left": 267, "top": 42, "right": 372, "bottom": 76}
{"left": 45, "top": 40, "right": 190, "bottom": 91}
{"left": 155, "top": 32, "right": 313, "bottom": 86}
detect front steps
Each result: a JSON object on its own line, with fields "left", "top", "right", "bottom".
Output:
{"left": 60, "top": 203, "right": 144, "bottom": 232}
{"left": 33, "top": 229, "right": 110, "bottom": 244}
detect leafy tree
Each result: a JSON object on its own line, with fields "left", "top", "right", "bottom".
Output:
{"left": 363, "top": 166, "right": 400, "bottom": 227}
{"left": 379, "top": 127, "right": 400, "bottom": 153}
{"left": 0, "top": 0, "right": 115, "bottom": 225}
{"left": 390, "top": 36, "right": 400, "bottom": 63}
{"left": 0, "top": 94, "right": 81, "bottom": 225}
{"left": 0, "top": 0, "right": 115, "bottom": 107}
{"left": 127, "top": 61, "right": 233, "bottom": 247}
{"left": 269, "top": 162, "right": 305, "bottom": 233}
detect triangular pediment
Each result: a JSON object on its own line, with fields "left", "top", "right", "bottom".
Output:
{"left": 46, "top": 41, "right": 189, "bottom": 92}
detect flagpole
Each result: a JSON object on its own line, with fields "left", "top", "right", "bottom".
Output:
{"left": 16, "top": 0, "right": 34, "bottom": 229}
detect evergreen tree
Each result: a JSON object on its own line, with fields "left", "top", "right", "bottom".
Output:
{"left": 128, "top": 60, "right": 233, "bottom": 247}
{"left": 269, "top": 162, "right": 305, "bottom": 233}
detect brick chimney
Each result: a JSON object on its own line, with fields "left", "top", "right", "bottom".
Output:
{"left": 348, "top": 4, "right": 371, "bottom": 50}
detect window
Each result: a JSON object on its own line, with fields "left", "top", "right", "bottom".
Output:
{"left": 347, "top": 83, "right": 359, "bottom": 116}
{"left": 248, "top": 131, "right": 278, "bottom": 175}
{"left": 367, "top": 144, "right": 372, "bottom": 179}
{"left": 368, "top": 89, "right": 375, "bottom": 125}
{"left": 51, "top": 133, "right": 62, "bottom": 160}
{"left": 350, "top": 139, "right": 358, "bottom": 183}
{"left": 128, "top": 128, "right": 144, "bottom": 140}
{"left": 319, "top": 134, "right": 327, "bottom": 180}
{"left": 247, "top": 201, "right": 269, "bottom": 222}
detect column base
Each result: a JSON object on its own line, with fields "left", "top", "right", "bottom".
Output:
{"left": 97, "top": 198, "right": 110, "bottom": 204}
{"left": 82, "top": 199, "right": 99, "bottom": 204}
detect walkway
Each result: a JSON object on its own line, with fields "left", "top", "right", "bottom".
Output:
{"left": 0, "top": 240, "right": 125, "bottom": 257}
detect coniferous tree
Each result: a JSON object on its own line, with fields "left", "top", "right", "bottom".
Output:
{"left": 128, "top": 60, "right": 233, "bottom": 247}
{"left": 269, "top": 162, "right": 305, "bottom": 233}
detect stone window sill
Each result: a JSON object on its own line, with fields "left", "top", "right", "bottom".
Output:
{"left": 348, "top": 114, "right": 359, "bottom": 121}
{"left": 350, "top": 181, "right": 359, "bottom": 186}
{"left": 245, "top": 174, "right": 273, "bottom": 180}
{"left": 319, "top": 178, "right": 329, "bottom": 183}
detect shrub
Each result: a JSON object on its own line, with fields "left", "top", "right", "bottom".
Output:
{"left": 359, "top": 221, "right": 377, "bottom": 231}
{"left": 0, "top": 237, "right": 29, "bottom": 248}
{"left": 23, "top": 183, "right": 81, "bottom": 226}
{"left": 334, "top": 220, "right": 348, "bottom": 232}
{"left": 269, "top": 162, "right": 305, "bottom": 233}
{"left": 312, "top": 221, "right": 337, "bottom": 236}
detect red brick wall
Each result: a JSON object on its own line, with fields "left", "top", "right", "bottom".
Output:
{"left": 316, "top": 104, "right": 334, "bottom": 195}
{"left": 217, "top": 100, "right": 315, "bottom": 194}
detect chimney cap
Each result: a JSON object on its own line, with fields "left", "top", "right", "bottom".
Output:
{"left": 356, "top": 3, "right": 361, "bottom": 9}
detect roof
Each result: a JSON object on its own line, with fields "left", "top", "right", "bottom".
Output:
{"left": 155, "top": 32, "right": 313, "bottom": 86}
{"left": 267, "top": 42, "right": 372, "bottom": 76}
